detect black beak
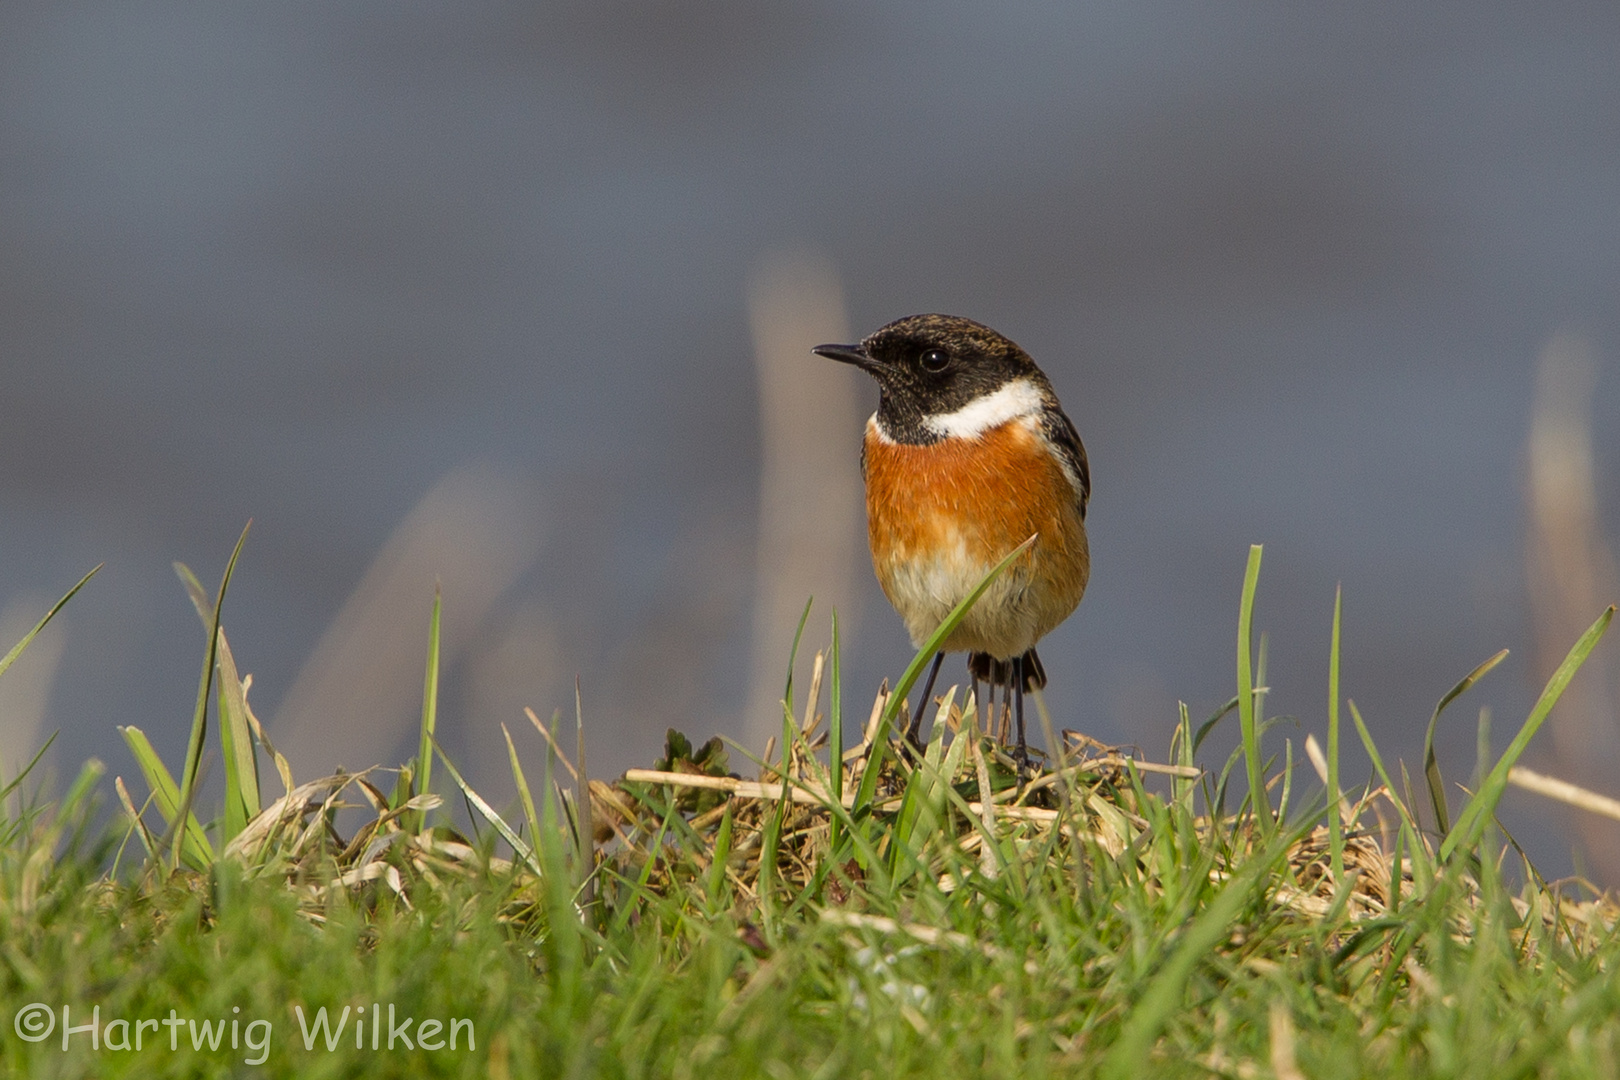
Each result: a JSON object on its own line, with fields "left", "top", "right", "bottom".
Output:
{"left": 812, "top": 342, "right": 885, "bottom": 376}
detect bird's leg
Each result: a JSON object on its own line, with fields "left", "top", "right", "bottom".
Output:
{"left": 1013, "top": 654, "right": 1030, "bottom": 775}
{"left": 991, "top": 670, "right": 1004, "bottom": 748}
{"left": 906, "top": 651, "right": 944, "bottom": 748}
{"left": 969, "top": 675, "right": 979, "bottom": 729}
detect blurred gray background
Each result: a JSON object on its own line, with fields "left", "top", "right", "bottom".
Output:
{"left": 3, "top": 3, "right": 1619, "bottom": 879}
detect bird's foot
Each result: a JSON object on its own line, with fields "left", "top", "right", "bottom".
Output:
{"left": 1012, "top": 742, "right": 1032, "bottom": 784}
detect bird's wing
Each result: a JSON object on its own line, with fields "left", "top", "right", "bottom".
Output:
{"left": 1040, "top": 408, "right": 1090, "bottom": 520}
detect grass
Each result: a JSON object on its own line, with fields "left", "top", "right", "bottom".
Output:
{"left": 2, "top": 538, "right": 1620, "bottom": 1078}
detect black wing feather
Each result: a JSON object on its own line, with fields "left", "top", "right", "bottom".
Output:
{"left": 1040, "top": 408, "right": 1090, "bottom": 520}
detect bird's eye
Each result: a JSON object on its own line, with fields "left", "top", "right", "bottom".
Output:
{"left": 919, "top": 348, "right": 950, "bottom": 373}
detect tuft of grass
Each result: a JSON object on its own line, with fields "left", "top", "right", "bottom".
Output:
{"left": 3, "top": 539, "right": 1620, "bottom": 1078}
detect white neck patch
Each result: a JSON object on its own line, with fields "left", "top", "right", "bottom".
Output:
{"left": 921, "top": 378, "right": 1042, "bottom": 439}
{"left": 867, "top": 412, "right": 896, "bottom": 444}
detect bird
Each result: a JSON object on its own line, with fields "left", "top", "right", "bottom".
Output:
{"left": 814, "top": 314, "right": 1090, "bottom": 765}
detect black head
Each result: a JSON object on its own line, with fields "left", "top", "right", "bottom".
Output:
{"left": 813, "top": 313, "right": 1047, "bottom": 444}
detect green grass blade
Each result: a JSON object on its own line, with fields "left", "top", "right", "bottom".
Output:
{"left": 174, "top": 560, "right": 261, "bottom": 840}
{"left": 1441, "top": 605, "right": 1614, "bottom": 863}
{"left": 172, "top": 562, "right": 211, "bottom": 625}
{"left": 37, "top": 758, "right": 107, "bottom": 861}
{"left": 853, "top": 533, "right": 1038, "bottom": 815}
{"left": 502, "top": 723, "right": 544, "bottom": 854}
{"left": 574, "top": 677, "right": 594, "bottom": 903}
{"left": 891, "top": 695, "right": 952, "bottom": 870}
{"left": 1236, "top": 544, "right": 1270, "bottom": 837}
{"left": 1389, "top": 824, "right": 1405, "bottom": 914}
{"left": 537, "top": 742, "right": 587, "bottom": 991}
{"left": 215, "top": 634, "right": 260, "bottom": 842}
{"left": 118, "top": 725, "right": 214, "bottom": 868}
{"left": 1349, "top": 700, "right": 1432, "bottom": 886}
{"left": 719, "top": 732, "right": 892, "bottom": 891}
{"left": 1192, "top": 696, "right": 1239, "bottom": 755}
{"left": 172, "top": 521, "right": 250, "bottom": 872}
{"left": 432, "top": 734, "right": 542, "bottom": 877}
{"left": 828, "top": 609, "right": 843, "bottom": 857}
{"left": 607, "top": 791, "right": 680, "bottom": 939}
{"left": 0, "top": 563, "right": 100, "bottom": 680}
{"left": 1173, "top": 701, "right": 1194, "bottom": 808}
{"left": 1327, "top": 583, "right": 1344, "bottom": 884}
{"left": 57, "top": 757, "right": 104, "bottom": 820}
{"left": 706, "top": 803, "right": 735, "bottom": 905}
{"left": 1100, "top": 824, "right": 1302, "bottom": 1080}
{"left": 1278, "top": 737, "right": 1294, "bottom": 822}
{"left": 1422, "top": 647, "right": 1508, "bottom": 837}
{"left": 218, "top": 684, "right": 248, "bottom": 844}
{"left": 778, "top": 597, "right": 815, "bottom": 763}
{"left": 786, "top": 597, "right": 814, "bottom": 690}
{"left": 1346, "top": 700, "right": 1412, "bottom": 825}
{"left": 759, "top": 785, "right": 789, "bottom": 930}
{"left": 112, "top": 775, "right": 158, "bottom": 869}
{"left": 934, "top": 689, "right": 971, "bottom": 788}
{"left": 415, "top": 586, "right": 442, "bottom": 819}
{"left": 1255, "top": 628, "right": 1270, "bottom": 750}
{"left": 0, "top": 731, "right": 58, "bottom": 804}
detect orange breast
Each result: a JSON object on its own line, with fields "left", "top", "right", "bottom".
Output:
{"left": 863, "top": 416, "right": 1089, "bottom": 658}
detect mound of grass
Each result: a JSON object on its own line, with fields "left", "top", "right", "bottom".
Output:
{"left": 2, "top": 539, "right": 1619, "bottom": 1078}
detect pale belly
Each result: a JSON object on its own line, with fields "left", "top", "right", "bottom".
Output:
{"left": 864, "top": 417, "right": 1089, "bottom": 659}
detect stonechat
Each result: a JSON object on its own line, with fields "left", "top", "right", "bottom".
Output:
{"left": 814, "top": 314, "right": 1090, "bottom": 763}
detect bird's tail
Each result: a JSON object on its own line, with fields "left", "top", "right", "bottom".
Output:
{"left": 967, "top": 648, "right": 1047, "bottom": 692}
